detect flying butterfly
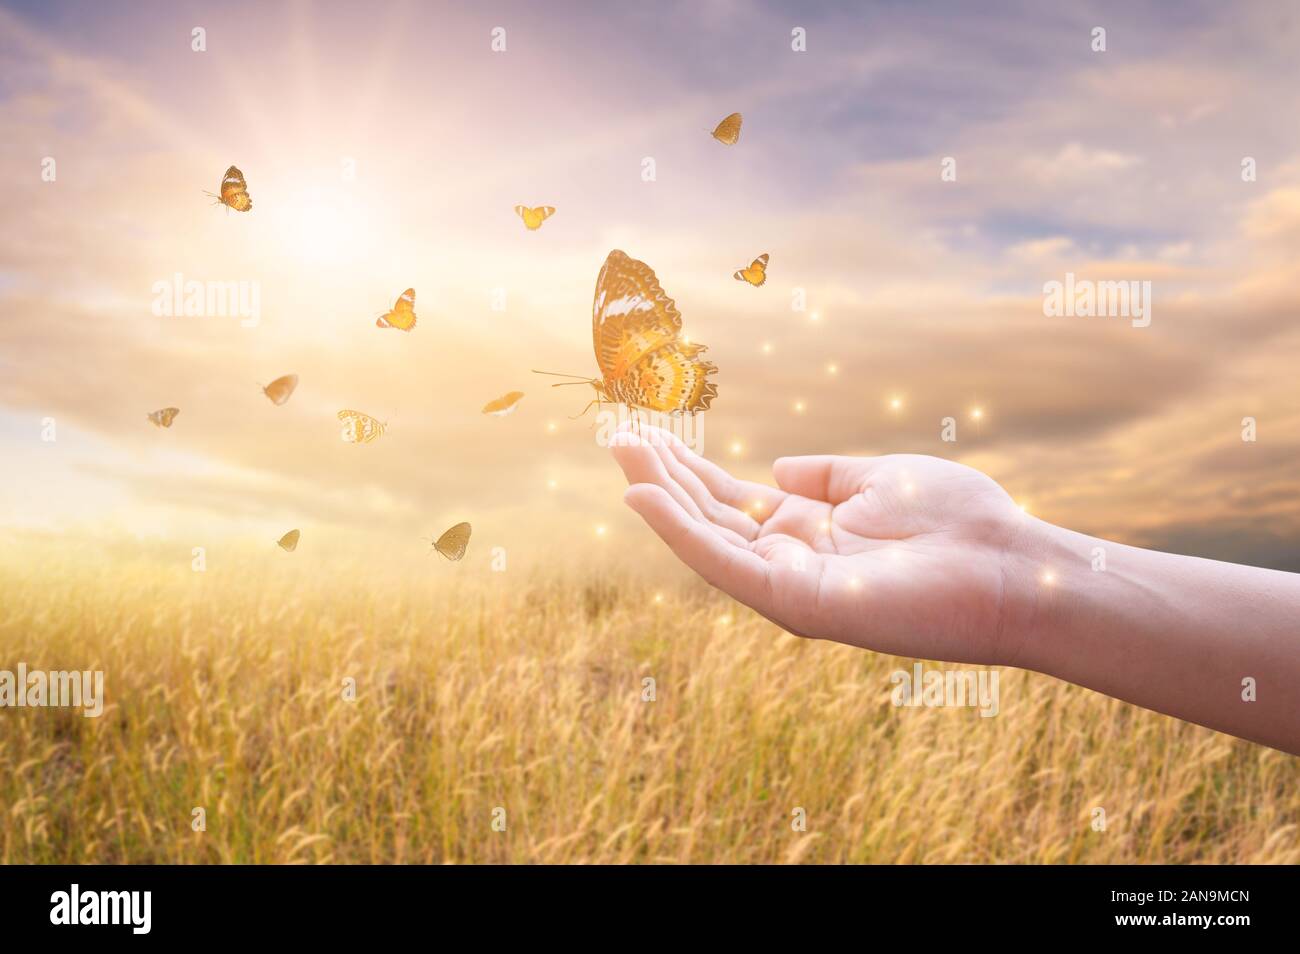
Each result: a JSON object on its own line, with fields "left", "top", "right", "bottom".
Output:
{"left": 429, "top": 522, "right": 472, "bottom": 561}
{"left": 204, "top": 165, "right": 253, "bottom": 212}
{"left": 147, "top": 407, "right": 180, "bottom": 428}
{"left": 337, "top": 409, "right": 387, "bottom": 444}
{"left": 515, "top": 205, "right": 556, "bottom": 231}
{"left": 481, "top": 391, "right": 525, "bottom": 417}
{"left": 261, "top": 374, "right": 299, "bottom": 406}
{"left": 277, "top": 529, "right": 300, "bottom": 552}
{"left": 376, "top": 288, "right": 417, "bottom": 331}
{"left": 710, "top": 112, "right": 743, "bottom": 145}
{"left": 733, "top": 253, "right": 769, "bottom": 287}
{"left": 532, "top": 250, "right": 718, "bottom": 416}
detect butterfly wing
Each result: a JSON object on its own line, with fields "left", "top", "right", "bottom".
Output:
{"left": 592, "top": 251, "right": 717, "bottom": 414}
{"left": 338, "top": 409, "right": 385, "bottom": 443}
{"left": 263, "top": 374, "right": 299, "bottom": 405}
{"left": 277, "top": 529, "right": 300, "bottom": 552}
{"left": 219, "top": 166, "right": 252, "bottom": 211}
{"left": 433, "top": 522, "right": 472, "bottom": 561}
{"left": 377, "top": 288, "right": 417, "bottom": 330}
{"left": 516, "top": 206, "right": 554, "bottom": 230}
{"left": 711, "top": 112, "right": 743, "bottom": 145}
{"left": 148, "top": 407, "right": 180, "bottom": 428}
{"left": 481, "top": 391, "right": 525, "bottom": 416}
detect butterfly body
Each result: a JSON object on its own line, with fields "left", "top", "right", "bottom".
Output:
{"left": 515, "top": 205, "right": 555, "bottom": 231}
{"left": 734, "top": 253, "right": 769, "bottom": 287}
{"left": 262, "top": 374, "right": 298, "bottom": 405}
{"left": 338, "top": 409, "right": 387, "bottom": 443}
{"left": 711, "top": 112, "right": 742, "bottom": 145}
{"left": 147, "top": 407, "right": 180, "bottom": 428}
{"left": 376, "top": 288, "right": 417, "bottom": 331}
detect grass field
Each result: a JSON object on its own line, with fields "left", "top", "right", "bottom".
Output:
{"left": 1, "top": 554, "right": 1297, "bottom": 864}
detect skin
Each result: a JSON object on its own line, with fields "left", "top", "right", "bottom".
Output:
{"left": 611, "top": 425, "right": 1300, "bottom": 755}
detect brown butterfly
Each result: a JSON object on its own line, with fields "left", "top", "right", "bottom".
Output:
{"left": 261, "top": 374, "right": 299, "bottom": 405}
{"left": 533, "top": 250, "right": 718, "bottom": 416}
{"left": 429, "top": 522, "right": 472, "bottom": 561}
{"left": 147, "top": 407, "right": 180, "bottom": 428}
{"left": 711, "top": 112, "right": 742, "bottom": 145}
{"left": 481, "top": 391, "right": 525, "bottom": 416}
{"left": 205, "top": 165, "right": 252, "bottom": 212}
{"left": 376, "top": 288, "right": 417, "bottom": 331}
{"left": 277, "top": 529, "right": 300, "bottom": 552}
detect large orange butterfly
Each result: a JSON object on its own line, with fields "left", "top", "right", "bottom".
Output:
{"left": 534, "top": 250, "right": 718, "bottom": 416}
{"left": 376, "top": 288, "right": 417, "bottom": 330}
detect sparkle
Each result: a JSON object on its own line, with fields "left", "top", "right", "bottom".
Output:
{"left": 547, "top": 479, "right": 558, "bottom": 490}
{"left": 653, "top": 592, "right": 664, "bottom": 604}
{"left": 729, "top": 440, "right": 744, "bottom": 456}
{"left": 970, "top": 407, "right": 984, "bottom": 421}
{"left": 1041, "top": 570, "right": 1056, "bottom": 586}
{"left": 546, "top": 420, "right": 558, "bottom": 433}
{"left": 903, "top": 482, "right": 915, "bottom": 495}
{"left": 847, "top": 577, "right": 861, "bottom": 590}
{"left": 809, "top": 311, "right": 821, "bottom": 323}
{"left": 819, "top": 519, "right": 830, "bottom": 532}
{"left": 717, "top": 613, "right": 733, "bottom": 626}
{"left": 595, "top": 524, "right": 607, "bottom": 538}
{"left": 761, "top": 341, "right": 773, "bottom": 355}
{"left": 889, "top": 396, "right": 903, "bottom": 411}
{"left": 793, "top": 400, "right": 806, "bottom": 414}
{"left": 826, "top": 362, "right": 839, "bottom": 375}
{"left": 1018, "top": 501, "right": 1029, "bottom": 513}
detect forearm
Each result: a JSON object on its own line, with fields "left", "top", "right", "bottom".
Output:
{"left": 1012, "top": 518, "right": 1300, "bottom": 755}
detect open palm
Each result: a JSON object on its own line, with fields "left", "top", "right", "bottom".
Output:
{"left": 611, "top": 425, "right": 1036, "bottom": 666}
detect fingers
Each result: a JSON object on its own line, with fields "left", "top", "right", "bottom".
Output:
{"left": 609, "top": 431, "right": 750, "bottom": 546}
{"left": 772, "top": 454, "right": 875, "bottom": 504}
{"left": 622, "top": 423, "right": 786, "bottom": 521}
{"left": 623, "top": 483, "right": 772, "bottom": 608}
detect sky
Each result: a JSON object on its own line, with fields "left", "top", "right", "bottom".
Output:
{"left": 1, "top": 0, "right": 1299, "bottom": 574}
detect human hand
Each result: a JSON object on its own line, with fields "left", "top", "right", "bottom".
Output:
{"left": 611, "top": 425, "right": 1041, "bottom": 666}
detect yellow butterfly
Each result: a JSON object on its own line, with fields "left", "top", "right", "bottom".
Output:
{"left": 147, "top": 407, "right": 180, "bottom": 428}
{"left": 533, "top": 250, "right": 718, "bottom": 416}
{"left": 711, "top": 112, "right": 743, "bottom": 145}
{"left": 429, "top": 522, "right": 472, "bottom": 561}
{"left": 481, "top": 391, "right": 525, "bottom": 416}
{"left": 733, "top": 253, "right": 769, "bottom": 287}
{"left": 515, "top": 205, "right": 556, "bottom": 231}
{"left": 337, "top": 409, "right": 387, "bottom": 443}
{"left": 205, "top": 165, "right": 252, "bottom": 212}
{"left": 261, "top": 374, "right": 298, "bottom": 406}
{"left": 376, "top": 288, "right": 417, "bottom": 331}
{"left": 277, "top": 529, "right": 300, "bottom": 552}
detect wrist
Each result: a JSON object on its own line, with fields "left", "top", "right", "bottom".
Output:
{"left": 996, "top": 515, "right": 1092, "bottom": 672}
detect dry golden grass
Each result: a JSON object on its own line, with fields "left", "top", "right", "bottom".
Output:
{"left": 1, "top": 554, "right": 1297, "bottom": 864}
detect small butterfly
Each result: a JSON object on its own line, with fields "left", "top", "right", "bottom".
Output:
{"left": 337, "top": 409, "right": 387, "bottom": 443}
{"left": 261, "top": 374, "right": 299, "bottom": 406}
{"left": 376, "top": 288, "right": 417, "bottom": 331}
{"left": 481, "top": 391, "right": 525, "bottom": 416}
{"left": 147, "top": 407, "right": 180, "bottom": 428}
{"left": 733, "top": 253, "right": 769, "bottom": 287}
{"left": 277, "top": 529, "right": 300, "bottom": 552}
{"left": 711, "top": 112, "right": 742, "bottom": 145}
{"left": 429, "top": 522, "right": 472, "bottom": 561}
{"left": 204, "top": 165, "right": 252, "bottom": 212}
{"left": 533, "top": 250, "right": 718, "bottom": 416}
{"left": 515, "top": 205, "right": 556, "bottom": 231}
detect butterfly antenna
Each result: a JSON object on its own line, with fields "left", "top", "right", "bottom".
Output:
{"left": 532, "top": 369, "right": 592, "bottom": 380}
